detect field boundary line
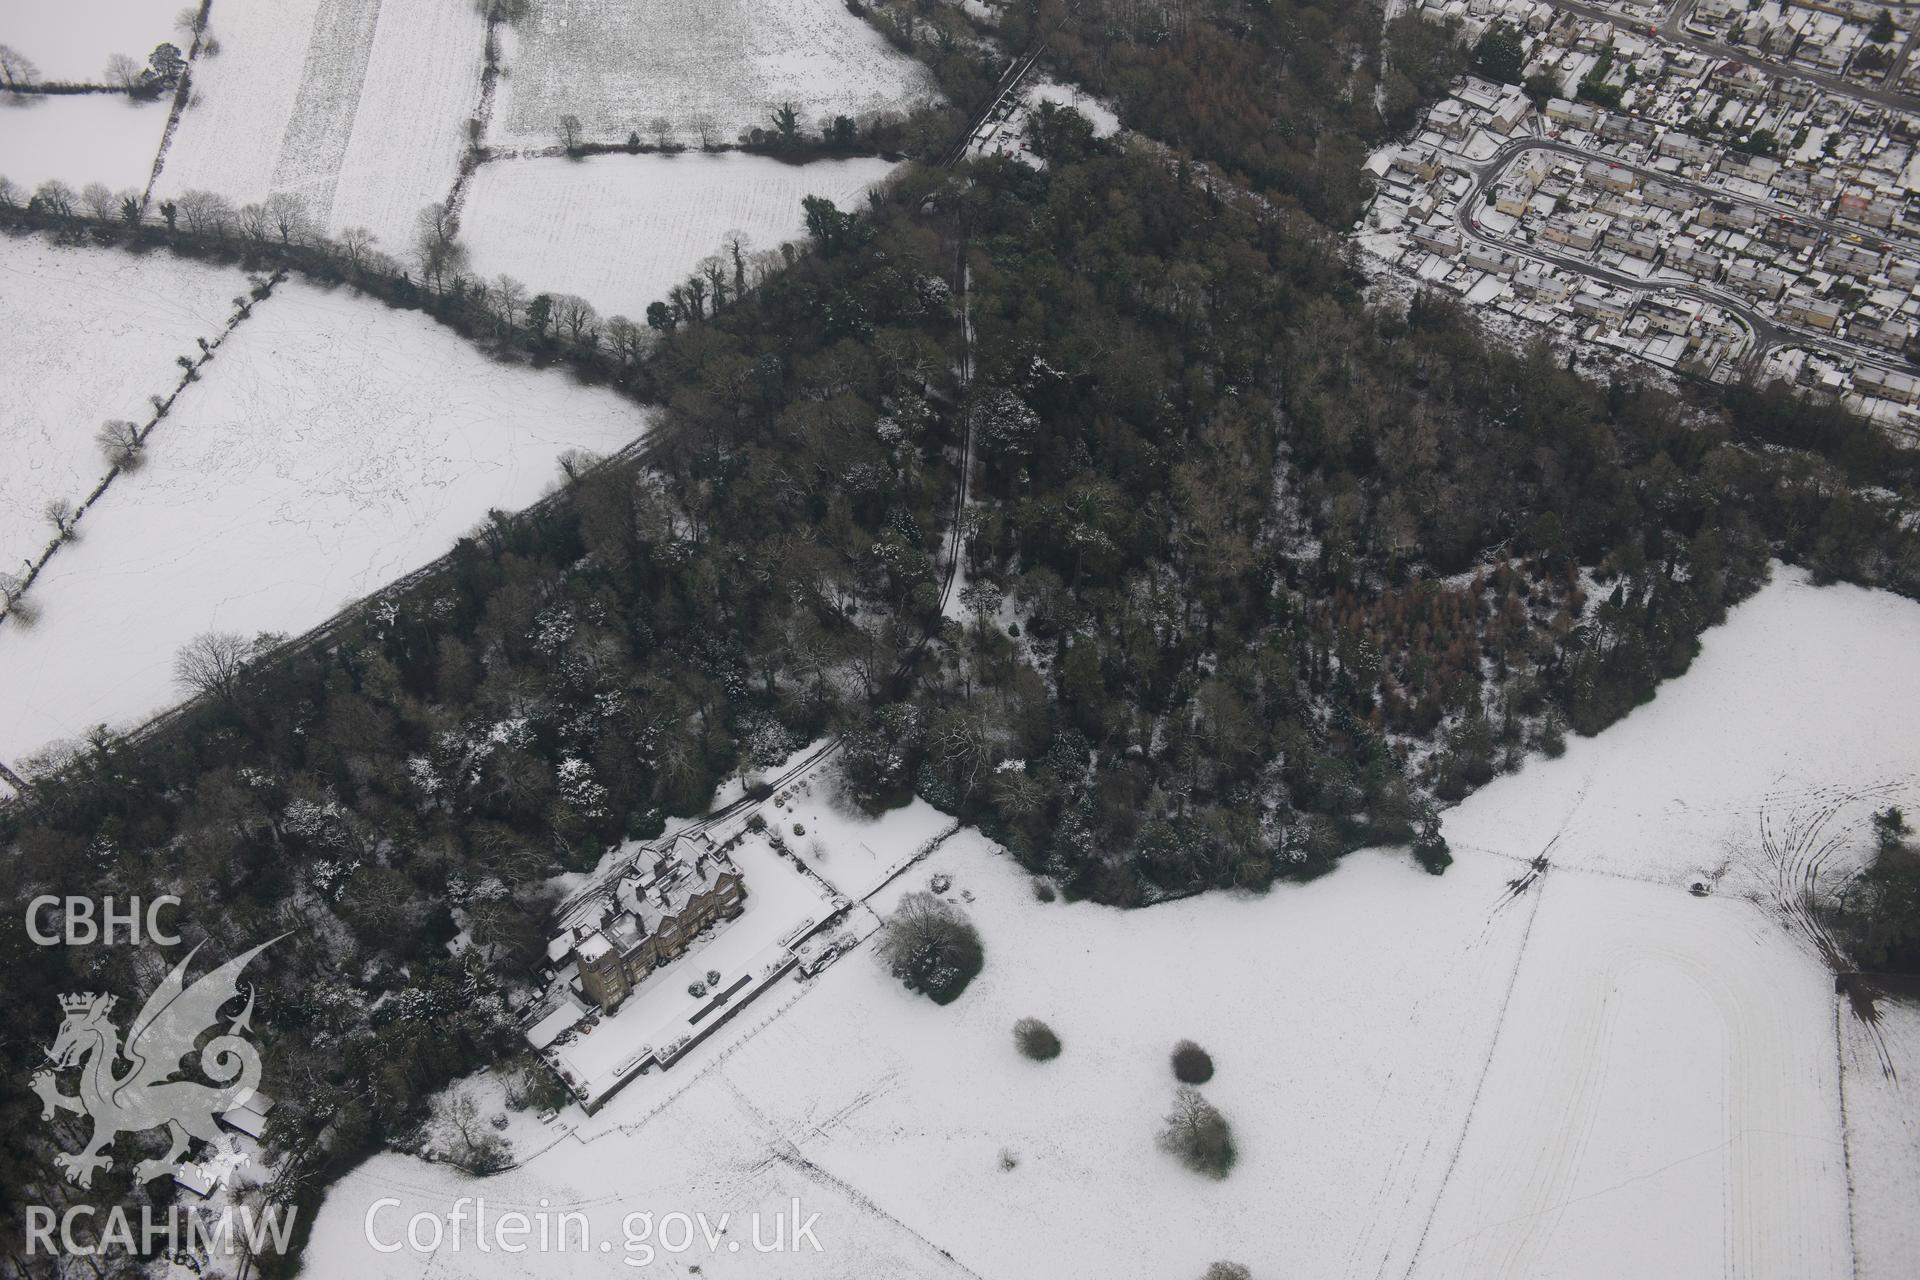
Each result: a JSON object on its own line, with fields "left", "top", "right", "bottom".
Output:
{"left": 141, "top": 0, "right": 217, "bottom": 210}
{"left": 0, "top": 267, "right": 284, "bottom": 632}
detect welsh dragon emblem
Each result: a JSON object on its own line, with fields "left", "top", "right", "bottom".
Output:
{"left": 32, "top": 937, "right": 282, "bottom": 1189}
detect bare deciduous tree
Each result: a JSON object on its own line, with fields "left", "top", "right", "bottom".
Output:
{"left": 556, "top": 448, "right": 601, "bottom": 484}
{"left": 554, "top": 293, "right": 598, "bottom": 349}
{"left": 1157, "top": 1087, "right": 1236, "bottom": 1178}
{"left": 175, "top": 188, "right": 234, "bottom": 235}
{"left": 106, "top": 53, "right": 144, "bottom": 92}
{"left": 173, "top": 631, "right": 253, "bottom": 702}
{"left": 415, "top": 200, "right": 467, "bottom": 285}
{"left": 96, "top": 420, "right": 144, "bottom": 470}
{"left": 236, "top": 201, "right": 272, "bottom": 244}
{"left": 558, "top": 113, "right": 583, "bottom": 151}
{"left": 491, "top": 273, "right": 527, "bottom": 331}
{"left": 722, "top": 228, "right": 751, "bottom": 297}
{"left": 42, "top": 499, "right": 79, "bottom": 540}
{"left": 264, "top": 190, "right": 311, "bottom": 245}
{"left": 32, "top": 180, "right": 76, "bottom": 220}
{"left": 338, "top": 224, "right": 376, "bottom": 270}
{"left": 0, "top": 44, "right": 39, "bottom": 90}
{"left": 81, "top": 182, "right": 119, "bottom": 221}
{"left": 604, "top": 314, "right": 649, "bottom": 366}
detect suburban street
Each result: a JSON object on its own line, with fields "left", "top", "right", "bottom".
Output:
{"left": 1418, "top": 0, "right": 1920, "bottom": 383}
{"left": 1452, "top": 135, "right": 1920, "bottom": 372}
{"left": 1545, "top": 0, "right": 1920, "bottom": 112}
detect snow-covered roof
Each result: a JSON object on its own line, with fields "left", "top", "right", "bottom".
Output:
{"left": 525, "top": 994, "right": 590, "bottom": 1050}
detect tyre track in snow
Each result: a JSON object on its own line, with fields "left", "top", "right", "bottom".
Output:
{"left": 1759, "top": 795, "right": 1896, "bottom": 1080}
{"left": 723, "top": 1074, "right": 987, "bottom": 1279}
{"left": 1389, "top": 875, "right": 1553, "bottom": 1280}
{"left": 1394, "top": 785, "right": 1589, "bottom": 1278}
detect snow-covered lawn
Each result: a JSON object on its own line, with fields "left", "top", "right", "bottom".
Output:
{"left": 458, "top": 152, "right": 897, "bottom": 319}
{"left": 0, "top": 92, "right": 170, "bottom": 192}
{"left": 754, "top": 783, "right": 956, "bottom": 902}
{"left": 0, "top": 0, "right": 177, "bottom": 85}
{"left": 0, "top": 276, "right": 649, "bottom": 771}
{"left": 155, "top": 0, "right": 484, "bottom": 250}
{"left": 298, "top": 566, "right": 1920, "bottom": 1278}
{"left": 0, "top": 234, "right": 247, "bottom": 569}
{"left": 490, "top": 0, "right": 937, "bottom": 150}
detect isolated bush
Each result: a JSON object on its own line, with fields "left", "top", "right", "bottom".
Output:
{"left": 1031, "top": 879, "right": 1056, "bottom": 903}
{"left": 1171, "top": 1040, "right": 1214, "bottom": 1083}
{"left": 878, "top": 891, "right": 983, "bottom": 1004}
{"left": 1413, "top": 815, "right": 1452, "bottom": 876}
{"left": 1203, "top": 1265, "right": 1252, "bottom": 1280}
{"left": 1158, "top": 1087, "right": 1236, "bottom": 1179}
{"left": 1013, "top": 1017, "right": 1061, "bottom": 1061}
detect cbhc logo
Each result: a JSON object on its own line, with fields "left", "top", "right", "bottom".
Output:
{"left": 25, "top": 896, "right": 182, "bottom": 946}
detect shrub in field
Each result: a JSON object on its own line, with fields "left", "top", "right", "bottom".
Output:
{"left": 1172, "top": 1040, "right": 1214, "bottom": 1083}
{"left": 1202, "top": 1264, "right": 1252, "bottom": 1280}
{"left": 1413, "top": 815, "right": 1453, "bottom": 875}
{"left": 878, "top": 891, "right": 982, "bottom": 1004}
{"left": 1158, "top": 1087, "right": 1236, "bottom": 1179}
{"left": 1013, "top": 1017, "right": 1061, "bottom": 1061}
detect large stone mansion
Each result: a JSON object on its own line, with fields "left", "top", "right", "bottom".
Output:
{"left": 549, "top": 832, "right": 746, "bottom": 1012}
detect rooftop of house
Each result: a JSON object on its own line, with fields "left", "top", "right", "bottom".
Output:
{"left": 603, "top": 836, "right": 739, "bottom": 951}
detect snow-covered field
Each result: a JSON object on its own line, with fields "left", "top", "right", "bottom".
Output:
{"left": 0, "top": 0, "right": 175, "bottom": 85}
{"left": 0, "top": 92, "right": 170, "bottom": 192}
{"left": 155, "top": 0, "right": 484, "bottom": 249}
{"left": 491, "top": 0, "right": 937, "bottom": 150}
{"left": 1445, "top": 569, "right": 1920, "bottom": 888}
{"left": 0, "top": 275, "right": 649, "bottom": 771}
{"left": 0, "top": 234, "right": 247, "bottom": 570}
{"left": 1842, "top": 998, "right": 1920, "bottom": 1279}
{"left": 459, "top": 152, "right": 897, "bottom": 319}
{"left": 1411, "top": 873, "right": 1850, "bottom": 1279}
{"left": 299, "top": 567, "right": 1920, "bottom": 1279}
